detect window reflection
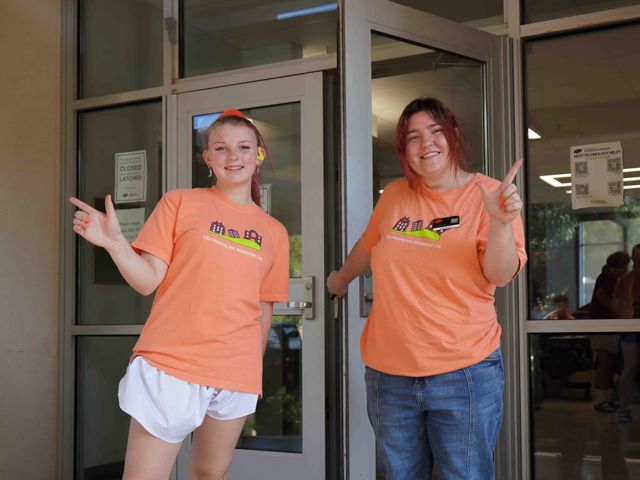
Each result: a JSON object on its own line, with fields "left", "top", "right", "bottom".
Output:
{"left": 79, "top": 0, "right": 163, "bottom": 98}
{"left": 181, "top": 0, "right": 337, "bottom": 78}
{"left": 191, "top": 104, "right": 303, "bottom": 453}
{"left": 530, "top": 333, "right": 640, "bottom": 480}
{"left": 78, "top": 101, "right": 163, "bottom": 325}
{"left": 522, "top": 0, "right": 639, "bottom": 24}
{"left": 525, "top": 24, "right": 640, "bottom": 320}
{"left": 389, "top": 0, "right": 502, "bottom": 26}
{"left": 239, "top": 316, "right": 302, "bottom": 453}
{"left": 371, "top": 32, "right": 484, "bottom": 205}
{"left": 76, "top": 336, "right": 137, "bottom": 479}
{"left": 531, "top": 334, "right": 640, "bottom": 480}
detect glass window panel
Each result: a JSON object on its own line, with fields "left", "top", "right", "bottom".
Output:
{"left": 79, "top": 0, "right": 163, "bottom": 98}
{"left": 239, "top": 315, "right": 302, "bottom": 453}
{"left": 525, "top": 24, "right": 640, "bottom": 319}
{"left": 530, "top": 334, "right": 640, "bottom": 480}
{"left": 78, "top": 101, "right": 163, "bottom": 325}
{"left": 191, "top": 104, "right": 302, "bottom": 453}
{"left": 578, "top": 220, "right": 625, "bottom": 308}
{"left": 181, "top": 0, "right": 337, "bottom": 78}
{"left": 389, "top": 0, "right": 503, "bottom": 27}
{"left": 76, "top": 336, "right": 137, "bottom": 479}
{"left": 583, "top": 219, "right": 623, "bottom": 244}
{"left": 371, "top": 32, "right": 485, "bottom": 204}
{"left": 522, "top": 0, "right": 639, "bottom": 24}
{"left": 192, "top": 103, "right": 302, "bottom": 277}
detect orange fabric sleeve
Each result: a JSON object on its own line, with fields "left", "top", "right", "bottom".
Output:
{"left": 131, "top": 192, "right": 179, "bottom": 265}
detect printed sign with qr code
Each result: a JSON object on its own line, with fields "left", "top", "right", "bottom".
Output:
{"left": 570, "top": 141, "right": 623, "bottom": 209}
{"left": 575, "top": 161, "right": 588, "bottom": 176}
{"left": 575, "top": 184, "right": 589, "bottom": 196}
{"left": 608, "top": 158, "right": 622, "bottom": 174}
{"left": 608, "top": 181, "right": 622, "bottom": 196}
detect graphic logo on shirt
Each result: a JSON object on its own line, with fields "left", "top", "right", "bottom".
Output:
{"left": 391, "top": 215, "right": 460, "bottom": 241}
{"left": 208, "top": 220, "right": 263, "bottom": 251}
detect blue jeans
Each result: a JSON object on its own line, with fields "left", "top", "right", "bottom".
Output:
{"left": 365, "top": 348, "right": 504, "bottom": 480}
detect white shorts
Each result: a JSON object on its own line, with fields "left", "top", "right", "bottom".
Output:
{"left": 118, "top": 356, "right": 258, "bottom": 443}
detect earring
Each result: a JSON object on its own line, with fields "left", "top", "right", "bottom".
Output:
{"left": 208, "top": 167, "right": 213, "bottom": 178}
{"left": 257, "top": 146, "right": 265, "bottom": 163}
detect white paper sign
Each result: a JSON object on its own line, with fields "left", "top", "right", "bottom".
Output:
{"left": 114, "top": 150, "right": 147, "bottom": 203}
{"left": 115, "top": 208, "right": 146, "bottom": 243}
{"left": 571, "top": 142, "right": 623, "bottom": 209}
{"left": 259, "top": 183, "right": 271, "bottom": 214}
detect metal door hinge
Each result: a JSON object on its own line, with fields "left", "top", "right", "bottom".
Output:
{"left": 164, "top": 17, "right": 177, "bottom": 45}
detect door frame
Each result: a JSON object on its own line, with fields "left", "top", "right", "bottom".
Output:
{"left": 340, "top": 1, "right": 523, "bottom": 478}
{"left": 170, "top": 72, "right": 327, "bottom": 479}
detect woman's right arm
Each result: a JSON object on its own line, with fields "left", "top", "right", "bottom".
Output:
{"left": 326, "top": 239, "right": 371, "bottom": 298}
{"left": 70, "top": 195, "right": 168, "bottom": 296}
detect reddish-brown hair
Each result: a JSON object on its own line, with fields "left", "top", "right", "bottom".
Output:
{"left": 203, "top": 111, "right": 269, "bottom": 206}
{"left": 395, "top": 98, "right": 467, "bottom": 185}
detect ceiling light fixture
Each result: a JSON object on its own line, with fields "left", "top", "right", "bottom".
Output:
{"left": 566, "top": 184, "right": 640, "bottom": 194}
{"left": 528, "top": 128, "right": 541, "bottom": 140}
{"left": 277, "top": 3, "right": 337, "bottom": 20}
{"left": 542, "top": 168, "right": 640, "bottom": 189}
{"left": 539, "top": 173, "right": 571, "bottom": 188}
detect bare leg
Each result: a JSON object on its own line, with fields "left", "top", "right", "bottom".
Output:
{"left": 122, "top": 419, "right": 183, "bottom": 480}
{"left": 190, "top": 414, "right": 248, "bottom": 480}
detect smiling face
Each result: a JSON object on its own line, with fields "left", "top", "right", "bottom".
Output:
{"left": 203, "top": 123, "right": 259, "bottom": 189}
{"left": 404, "top": 111, "right": 452, "bottom": 181}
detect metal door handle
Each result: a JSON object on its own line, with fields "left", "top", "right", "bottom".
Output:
{"left": 287, "top": 301, "right": 312, "bottom": 309}
{"left": 360, "top": 270, "right": 373, "bottom": 317}
{"left": 273, "top": 276, "right": 315, "bottom": 319}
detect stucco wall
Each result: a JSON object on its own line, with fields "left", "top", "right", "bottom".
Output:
{"left": 0, "top": 1, "right": 60, "bottom": 478}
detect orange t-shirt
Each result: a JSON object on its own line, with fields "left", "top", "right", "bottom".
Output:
{"left": 131, "top": 188, "right": 289, "bottom": 395}
{"left": 359, "top": 175, "right": 527, "bottom": 376}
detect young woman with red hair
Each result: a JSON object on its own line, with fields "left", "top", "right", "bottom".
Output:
{"left": 328, "top": 98, "right": 526, "bottom": 479}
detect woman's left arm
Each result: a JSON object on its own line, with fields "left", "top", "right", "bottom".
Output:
{"left": 477, "top": 159, "right": 523, "bottom": 287}
{"left": 258, "top": 301, "right": 274, "bottom": 354}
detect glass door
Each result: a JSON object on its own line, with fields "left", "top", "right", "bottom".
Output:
{"left": 172, "top": 73, "right": 325, "bottom": 479}
{"left": 342, "top": 1, "right": 518, "bottom": 478}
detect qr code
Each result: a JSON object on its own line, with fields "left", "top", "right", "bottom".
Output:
{"left": 608, "top": 158, "right": 622, "bottom": 174}
{"left": 609, "top": 181, "right": 622, "bottom": 196}
{"left": 575, "top": 161, "right": 588, "bottom": 176}
{"left": 575, "top": 184, "right": 589, "bottom": 196}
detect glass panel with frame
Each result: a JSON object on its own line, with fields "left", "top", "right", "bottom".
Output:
{"left": 370, "top": 31, "right": 485, "bottom": 477}
{"left": 79, "top": 0, "right": 163, "bottom": 98}
{"left": 241, "top": 314, "right": 302, "bottom": 453}
{"left": 371, "top": 31, "right": 485, "bottom": 205}
{"left": 191, "top": 103, "right": 303, "bottom": 453}
{"left": 76, "top": 336, "right": 138, "bottom": 480}
{"left": 522, "top": 0, "right": 639, "bottom": 24}
{"left": 77, "top": 101, "right": 163, "bottom": 325}
{"left": 530, "top": 333, "right": 640, "bottom": 480}
{"left": 388, "top": 0, "right": 503, "bottom": 28}
{"left": 181, "top": 0, "right": 337, "bottom": 78}
{"left": 525, "top": 23, "right": 640, "bottom": 320}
